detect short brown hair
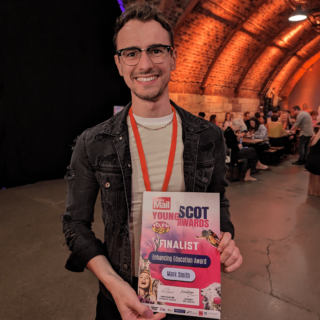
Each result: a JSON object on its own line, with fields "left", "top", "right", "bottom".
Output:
{"left": 113, "top": 3, "right": 174, "bottom": 51}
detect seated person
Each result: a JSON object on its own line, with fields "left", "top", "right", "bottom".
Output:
{"left": 198, "top": 112, "right": 205, "bottom": 119}
{"left": 245, "top": 117, "right": 269, "bottom": 161}
{"left": 224, "top": 118, "right": 268, "bottom": 182}
{"left": 222, "top": 112, "right": 233, "bottom": 130}
{"left": 244, "top": 111, "right": 253, "bottom": 130}
{"left": 266, "top": 114, "right": 287, "bottom": 138}
{"left": 209, "top": 114, "right": 217, "bottom": 125}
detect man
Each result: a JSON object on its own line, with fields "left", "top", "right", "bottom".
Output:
{"left": 62, "top": 4, "right": 242, "bottom": 320}
{"left": 243, "top": 111, "right": 252, "bottom": 130}
{"left": 198, "top": 111, "right": 205, "bottom": 119}
{"left": 290, "top": 106, "right": 314, "bottom": 165}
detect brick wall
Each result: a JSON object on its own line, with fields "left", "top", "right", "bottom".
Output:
{"left": 169, "top": 92, "right": 260, "bottom": 122}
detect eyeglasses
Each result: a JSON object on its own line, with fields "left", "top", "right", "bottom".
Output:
{"left": 116, "top": 45, "right": 173, "bottom": 66}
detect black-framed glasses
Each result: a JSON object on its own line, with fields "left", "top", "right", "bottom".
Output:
{"left": 116, "top": 45, "right": 173, "bottom": 66}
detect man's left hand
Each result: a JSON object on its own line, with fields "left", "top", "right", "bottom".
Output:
{"left": 218, "top": 232, "right": 243, "bottom": 273}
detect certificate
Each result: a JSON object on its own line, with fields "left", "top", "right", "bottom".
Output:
{"left": 138, "top": 192, "right": 221, "bottom": 319}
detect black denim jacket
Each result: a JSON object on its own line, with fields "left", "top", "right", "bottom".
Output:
{"left": 62, "top": 101, "right": 234, "bottom": 301}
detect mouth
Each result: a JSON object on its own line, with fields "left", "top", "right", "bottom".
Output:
{"left": 135, "top": 75, "right": 159, "bottom": 85}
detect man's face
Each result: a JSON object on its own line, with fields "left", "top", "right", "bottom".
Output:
{"left": 114, "top": 19, "right": 177, "bottom": 102}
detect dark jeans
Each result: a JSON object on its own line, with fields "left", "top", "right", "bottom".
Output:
{"left": 298, "top": 135, "right": 312, "bottom": 162}
{"left": 96, "top": 277, "right": 201, "bottom": 320}
{"left": 238, "top": 147, "right": 258, "bottom": 172}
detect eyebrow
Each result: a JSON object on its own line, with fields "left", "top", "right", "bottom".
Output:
{"left": 118, "top": 43, "right": 170, "bottom": 51}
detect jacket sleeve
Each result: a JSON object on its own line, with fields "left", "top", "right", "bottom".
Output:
{"left": 62, "top": 130, "right": 105, "bottom": 272}
{"left": 208, "top": 128, "right": 235, "bottom": 238}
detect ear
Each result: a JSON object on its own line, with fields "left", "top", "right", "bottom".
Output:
{"left": 171, "top": 48, "right": 177, "bottom": 72}
{"left": 114, "top": 54, "right": 123, "bottom": 77}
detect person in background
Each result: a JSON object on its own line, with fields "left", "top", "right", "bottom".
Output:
{"left": 303, "top": 103, "right": 312, "bottom": 114}
{"left": 259, "top": 116, "right": 267, "bottom": 126}
{"left": 278, "top": 110, "right": 283, "bottom": 120}
{"left": 310, "top": 111, "right": 318, "bottom": 127}
{"left": 222, "top": 112, "right": 233, "bottom": 130}
{"left": 266, "top": 115, "right": 287, "bottom": 138}
{"left": 254, "top": 112, "right": 262, "bottom": 119}
{"left": 224, "top": 118, "right": 268, "bottom": 182}
{"left": 244, "top": 111, "right": 253, "bottom": 129}
{"left": 305, "top": 129, "right": 320, "bottom": 197}
{"left": 280, "top": 113, "right": 296, "bottom": 155}
{"left": 198, "top": 112, "right": 205, "bottom": 119}
{"left": 317, "top": 106, "right": 320, "bottom": 124}
{"left": 245, "top": 117, "right": 269, "bottom": 160}
{"left": 290, "top": 106, "right": 314, "bottom": 165}
{"left": 209, "top": 114, "right": 217, "bottom": 125}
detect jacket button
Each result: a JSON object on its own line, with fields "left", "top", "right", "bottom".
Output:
{"left": 128, "top": 164, "right": 131, "bottom": 167}
{"left": 123, "top": 263, "right": 128, "bottom": 270}
{"left": 105, "top": 182, "right": 110, "bottom": 188}
{"left": 203, "top": 177, "right": 208, "bottom": 183}
{"left": 119, "top": 136, "right": 123, "bottom": 140}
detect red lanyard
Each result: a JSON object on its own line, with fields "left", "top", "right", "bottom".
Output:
{"left": 129, "top": 106, "right": 177, "bottom": 192}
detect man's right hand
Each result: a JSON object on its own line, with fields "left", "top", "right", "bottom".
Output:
{"left": 110, "top": 280, "right": 166, "bottom": 320}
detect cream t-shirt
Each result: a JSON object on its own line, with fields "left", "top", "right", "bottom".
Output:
{"left": 127, "top": 112, "right": 185, "bottom": 276}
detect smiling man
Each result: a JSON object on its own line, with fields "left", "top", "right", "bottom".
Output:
{"left": 62, "top": 4, "right": 242, "bottom": 320}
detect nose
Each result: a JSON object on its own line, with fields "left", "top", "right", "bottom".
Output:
{"left": 137, "top": 50, "right": 154, "bottom": 70}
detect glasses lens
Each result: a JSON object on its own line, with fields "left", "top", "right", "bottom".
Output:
{"left": 148, "top": 46, "right": 169, "bottom": 64}
{"left": 121, "top": 49, "right": 141, "bottom": 65}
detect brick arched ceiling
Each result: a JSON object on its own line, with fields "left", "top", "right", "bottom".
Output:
{"left": 122, "top": 0, "right": 320, "bottom": 100}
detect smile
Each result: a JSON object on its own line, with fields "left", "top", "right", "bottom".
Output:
{"left": 136, "top": 75, "right": 158, "bottom": 82}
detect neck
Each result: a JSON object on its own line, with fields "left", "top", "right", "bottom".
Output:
{"left": 138, "top": 288, "right": 149, "bottom": 298}
{"left": 131, "top": 90, "right": 172, "bottom": 118}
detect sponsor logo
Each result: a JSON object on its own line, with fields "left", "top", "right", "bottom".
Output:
{"left": 174, "top": 309, "right": 186, "bottom": 314}
{"left": 199, "top": 311, "right": 204, "bottom": 316}
{"left": 151, "top": 306, "right": 158, "bottom": 311}
{"left": 160, "top": 307, "right": 166, "bottom": 312}
{"left": 152, "top": 221, "right": 170, "bottom": 234}
{"left": 187, "top": 310, "right": 198, "bottom": 315}
{"left": 168, "top": 308, "right": 174, "bottom": 312}
{"left": 204, "top": 312, "right": 207, "bottom": 315}
{"left": 153, "top": 197, "right": 171, "bottom": 210}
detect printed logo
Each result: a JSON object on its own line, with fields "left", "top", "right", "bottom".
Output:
{"left": 204, "top": 312, "right": 207, "bottom": 315}
{"left": 174, "top": 309, "right": 186, "bottom": 314}
{"left": 168, "top": 308, "right": 174, "bottom": 312}
{"left": 187, "top": 310, "right": 198, "bottom": 315}
{"left": 160, "top": 307, "right": 166, "bottom": 312}
{"left": 151, "top": 306, "right": 158, "bottom": 311}
{"left": 152, "top": 221, "right": 170, "bottom": 234}
{"left": 199, "top": 311, "right": 203, "bottom": 316}
{"left": 153, "top": 197, "right": 171, "bottom": 210}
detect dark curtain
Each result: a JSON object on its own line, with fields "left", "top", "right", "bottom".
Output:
{"left": 0, "top": 0, "right": 131, "bottom": 188}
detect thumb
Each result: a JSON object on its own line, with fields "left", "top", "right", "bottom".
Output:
{"left": 131, "top": 300, "right": 153, "bottom": 319}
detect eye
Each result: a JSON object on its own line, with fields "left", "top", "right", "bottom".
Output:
{"left": 149, "top": 47, "right": 166, "bottom": 55}
{"left": 123, "top": 49, "right": 139, "bottom": 59}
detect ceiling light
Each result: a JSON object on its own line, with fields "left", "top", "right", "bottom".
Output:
{"left": 289, "top": 6, "right": 308, "bottom": 21}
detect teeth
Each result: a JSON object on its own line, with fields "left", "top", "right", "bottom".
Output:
{"left": 137, "top": 76, "right": 157, "bottom": 82}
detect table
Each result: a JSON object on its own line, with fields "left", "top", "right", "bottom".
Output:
{"left": 242, "top": 138, "right": 269, "bottom": 145}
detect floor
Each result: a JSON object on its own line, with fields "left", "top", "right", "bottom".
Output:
{"left": 0, "top": 156, "right": 319, "bottom": 320}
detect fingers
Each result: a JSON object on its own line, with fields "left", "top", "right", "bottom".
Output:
{"left": 138, "top": 312, "right": 166, "bottom": 320}
{"left": 224, "top": 254, "right": 243, "bottom": 273}
{"left": 218, "top": 231, "right": 243, "bottom": 273}
{"left": 131, "top": 301, "right": 153, "bottom": 319}
{"left": 218, "top": 232, "right": 231, "bottom": 253}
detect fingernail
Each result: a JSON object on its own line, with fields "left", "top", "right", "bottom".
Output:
{"left": 146, "top": 309, "right": 153, "bottom": 318}
{"left": 218, "top": 247, "right": 222, "bottom": 252}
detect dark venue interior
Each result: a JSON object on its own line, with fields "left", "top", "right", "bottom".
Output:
{"left": 0, "top": 0, "right": 130, "bottom": 188}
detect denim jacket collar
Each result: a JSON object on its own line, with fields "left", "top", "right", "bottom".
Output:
{"left": 101, "top": 100, "right": 209, "bottom": 136}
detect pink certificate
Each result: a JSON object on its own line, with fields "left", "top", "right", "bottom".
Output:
{"left": 138, "top": 191, "right": 221, "bottom": 319}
